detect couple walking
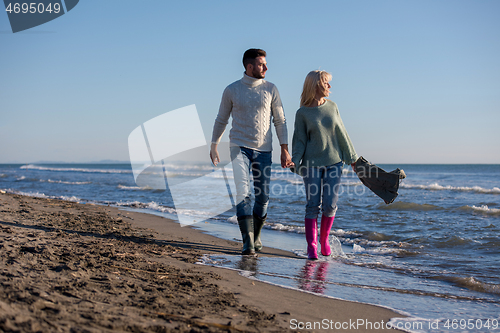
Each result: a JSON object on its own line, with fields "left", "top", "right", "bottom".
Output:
{"left": 210, "top": 49, "right": 358, "bottom": 260}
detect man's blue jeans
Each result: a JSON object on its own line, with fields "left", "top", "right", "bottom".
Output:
{"left": 301, "top": 162, "right": 343, "bottom": 219}
{"left": 230, "top": 146, "right": 272, "bottom": 220}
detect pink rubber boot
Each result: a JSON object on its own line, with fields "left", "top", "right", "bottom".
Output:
{"left": 320, "top": 215, "right": 335, "bottom": 256}
{"left": 305, "top": 218, "right": 318, "bottom": 260}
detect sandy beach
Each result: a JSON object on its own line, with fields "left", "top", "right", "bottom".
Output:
{"left": 0, "top": 192, "right": 404, "bottom": 332}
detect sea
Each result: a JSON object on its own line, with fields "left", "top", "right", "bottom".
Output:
{"left": 1, "top": 162, "right": 499, "bottom": 332}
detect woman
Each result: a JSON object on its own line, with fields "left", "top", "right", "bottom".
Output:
{"left": 291, "top": 70, "right": 358, "bottom": 260}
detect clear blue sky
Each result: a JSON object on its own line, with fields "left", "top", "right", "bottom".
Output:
{"left": 1, "top": 0, "right": 499, "bottom": 164}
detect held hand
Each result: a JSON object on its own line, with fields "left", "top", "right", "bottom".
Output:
{"left": 210, "top": 143, "right": 220, "bottom": 166}
{"left": 280, "top": 144, "right": 293, "bottom": 168}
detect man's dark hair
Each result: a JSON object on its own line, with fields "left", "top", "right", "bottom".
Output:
{"left": 243, "top": 48, "right": 266, "bottom": 68}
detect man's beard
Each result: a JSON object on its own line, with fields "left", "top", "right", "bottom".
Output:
{"left": 252, "top": 69, "right": 265, "bottom": 79}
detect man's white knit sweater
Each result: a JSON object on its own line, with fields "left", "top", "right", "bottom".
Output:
{"left": 211, "top": 73, "right": 288, "bottom": 152}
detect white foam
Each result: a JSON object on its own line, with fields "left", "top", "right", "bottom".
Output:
{"left": 163, "top": 163, "right": 214, "bottom": 171}
{"left": 58, "top": 195, "right": 81, "bottom": 202}
{"left": 46, "top": 179, "right": 91, "bottom": 185}
{"left": 268, "top": 222, "right": 304, "bottom": 233}
{"left": 4, "top": 189, "right": 48, "bottom": 198}
{"left": 114, "top": 201, "right": 176, "bottom": 214}
{"left": 342, "top": 181, "right": 363, "bottom": 186}
{"left": 401, "top": 182, "right": 500, "bottom": 194}
{"left": 20, "top": 164, "right": 132, "bottom": 174}
{"left": 117, "top": 184, "right": 153, "bottom": 190}
{"left": 353, "top": 244, "right": 366, "bottom": 253}
{"left": 333, "top": 228, "right": 363, "bottom": 237}
{"left": 12, "top": 175, "right": 91, "bottom": 185}
{"left": 281, "top": 178, "right": 303, "bottom": 185}
{"left": 329, "top": 236, "right": 346, "bottom": 257}
{"left": 388, "top": 317, "right": 435, "bottom": 333}
{"left": 118, "top": 200, "right": 221, "bottom": 222}
{"left": 365, "top": 247, "right": 402, "bottom": 255}
{"left": 3, "top": 189, "right": 82, "bottom": 202}
{"left": 464, "top": 205, "right": 500, "bottom": 215}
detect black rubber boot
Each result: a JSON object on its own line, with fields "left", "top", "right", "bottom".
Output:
{"left": 253, "top": 213, "right": 266, "bottom": 252}
{"left": 238, "top": 216, "right": 255, "bottom": 255}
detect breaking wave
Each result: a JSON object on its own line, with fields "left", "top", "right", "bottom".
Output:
{"left": 460, "top": 205, "right": 500, "bottom": 216}
{"left": 20, "top": 164, "right": 132, "bottom": 174}
{"left": 401, "top": 182, "right": 500, "bottom": 194}
{"left": 377, "top": 201, "right": 443, "bottom": 211}
{"left": 2, "top": 189, "right": 82, "bottom": 202}
{"left": 45, "top": 179, "right": 91, "bottom": 185}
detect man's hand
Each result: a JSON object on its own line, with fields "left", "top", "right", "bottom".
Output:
{"left": 210, "top": 143, "right": 220, "bottom": 166}
{"left": 280, "top": 144, "right": 293, "bottom": 168}
{"left": 351, "top": 162, "right": 356, "bottom": 172}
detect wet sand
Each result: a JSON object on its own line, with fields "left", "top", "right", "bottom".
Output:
{"left": 0, "top": 192, "right": 404, "bottom": 332}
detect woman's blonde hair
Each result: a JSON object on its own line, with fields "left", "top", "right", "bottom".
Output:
{"left": 300, "top": 70, "right": 332, "bottom": 107}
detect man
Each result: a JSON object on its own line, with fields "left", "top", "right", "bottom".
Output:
{"left": 210, "top": 48, "right": 292, "bottom": 255}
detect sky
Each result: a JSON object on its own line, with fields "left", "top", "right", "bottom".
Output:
{"left": 1, "top": 0, "right": 499, "bottom": 164}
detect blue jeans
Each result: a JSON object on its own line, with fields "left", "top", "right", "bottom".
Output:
{"left": 302, "top": 162, "right": 343, "bottom": 219}
{"left": 230, "top": 146, "right": 272, "bottom": 220}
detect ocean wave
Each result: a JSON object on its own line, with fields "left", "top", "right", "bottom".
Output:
{"left": 273, "top": 178, "right": 363, "bottom": 187}
{"left": 3, "top": 189, "right": 82, "bottom": 202}
{"left": 281, "top": 178, "right": 303, "bottom": 185}
{"left": 2, "top": 189, "right": 178, "bottom": 218}
{"left": 235, "top": 222, "right": 395, "bottom": 250}
{"left": 204, "top": 254, "right": 499, "bottom": 306}
{"left": 117, "top": 184, "right": 154, "bottom": 191}
{"left": 163, "top": 163, "right": 214, "bottom": 171}
{"left": 460, "top": 205, "right": 500, "bottom": 216}
{"left": 342, "top": 181, "right": 363, "bottom": 186}
{"left": 434, "top": 235, "right": 473, "bottom": 247}
{"left": 166, "top": 171, "right": 214, "bottom": 178}
{"left": 13, "top": 175, "right": 91, "bottom": 185}
{"left": 333, "top": 228, "right": 363, "bottom": 238}
{"left": 221, "top": 217, "right": 305, "bottom": 233}
{"left": 239, "top": 221, "right": 405, "bottom": 255}
{"left": 401, "top": 182, "right": 500, "bottom": 194}
{"left": 20, "top": 164, "right": 132, "bottom": 174}
{"left": 0, "top": 174, "right": 7, "bottom": 178}
{"left": 267, "top": 222, "right": 304, "bottom": 233}
{"left": 378, "top": 201, "right": 500, "bottom": 216}
{"left": 45, "top": 179, "right": 92, "bottom": 185}
{"left": 114, "top": 201, "right": 176, "bottom": 214}
{"left": 449, "top": 276, "right": 500, "bottom": 295}
{"left": 113, "top": 199, "right": 230, "bottom": 222}
{"left": 352, "top": 243, "right": 404, "bottom": 255}
{"left": 377, "top": 201, "right": 443, "bottom": 211}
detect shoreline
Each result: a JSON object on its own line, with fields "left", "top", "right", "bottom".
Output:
{"left": 0, "top": 192, "right": 405, "bottom": 332}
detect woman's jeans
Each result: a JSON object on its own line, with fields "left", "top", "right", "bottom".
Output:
{"left": 230, "top": 146, "right": 272, "bottom": 219}
{"left": 302, "top": 162, "right": 343, "bottom": 219}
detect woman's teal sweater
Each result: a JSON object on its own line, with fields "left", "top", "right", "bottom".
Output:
{"left": 291, "top": 99, "right": 358, "bottom": 174}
